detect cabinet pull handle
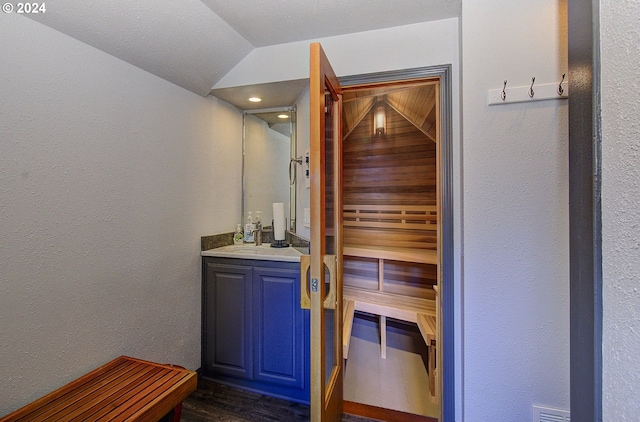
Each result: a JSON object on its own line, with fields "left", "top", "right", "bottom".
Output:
{"left": 300, "top": 255, "right": 311, "bottom": 309}
{"left": 323, "top": 254, "right": 337, "bottom": 310}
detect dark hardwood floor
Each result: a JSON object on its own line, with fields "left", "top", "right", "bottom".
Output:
{"left": 180, "top": 378, "right": 436, "bottom": 422}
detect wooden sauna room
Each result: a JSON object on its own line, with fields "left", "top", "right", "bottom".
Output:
{"left": 341, "top": 79, "right": 441, "bottom": 419}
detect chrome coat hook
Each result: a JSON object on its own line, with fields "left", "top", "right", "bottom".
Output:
{"left": 501, "top": 80, "right": 507, "bottom": 101}
{"left": 528, "top": 77, "right": 536, "bottom": 98}
{"left": 558, "top": 74, "right": 566, "bottom": 95}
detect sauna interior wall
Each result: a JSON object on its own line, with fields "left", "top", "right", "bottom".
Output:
{"left": 342, "top": 101, "right": 437, "bottom": 299}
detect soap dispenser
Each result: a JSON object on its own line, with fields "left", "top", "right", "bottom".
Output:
{"left": 234, "top": 224, "right": 244, "bottom": 245}
{"left": 244, "top": 212, "right": 255, "bottom": 243}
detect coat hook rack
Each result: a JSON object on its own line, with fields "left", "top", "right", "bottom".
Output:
{"left": 488, "top": 75, "right": 568, "bottom": 105}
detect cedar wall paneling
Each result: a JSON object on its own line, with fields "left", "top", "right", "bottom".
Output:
{"left": 342, "top": 103, "right": 438, "bottom": 291}
{"left": 343, "top": 105, "right": 436, "bottom": 207}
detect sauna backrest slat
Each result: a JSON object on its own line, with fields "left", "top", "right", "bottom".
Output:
{"left": 343, "top": 204, "right": 437, "bottom": 251}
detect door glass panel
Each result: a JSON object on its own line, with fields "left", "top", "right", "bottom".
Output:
{"left": 325, "top": 91, "right": 336, "bottom": 256}
{"left": 323, "top": 89, "right": 337, "bottom": 388}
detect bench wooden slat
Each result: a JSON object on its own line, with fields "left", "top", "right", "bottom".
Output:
{"left": 103, "top": 371, "right": 187, "bottom": 421}
{"left": 344, "top": 204, "right": 437, "bottom": 212}
{"left": 28, "top": 363, "right": 158, "bottom": 422}
{"left": 57, "top": 366, "right": 167, "bottom": 421}
{"left": 343, "top": 245, "right": 437, "bottom": 265}
{"left": 344, "top": 221, "right": 437, "bottom": 231}
{"left": 417, "top": 313, "right": 438, "bottom": 398}
{"left": 344, "top": 286, "right": 436, "bottom": 323}
{"left": 1, "top": 356, "right": 197, "bottom": 422}
{"left": 130, "top": 372, "right": 198, "bottom": 422}
{"left": 74, "top": 368, "right": 170, "bottom": 421}
{"left": 2, "top": 359, "right": 128, "bottom": 421}
{"left": 344, "top": 235, "right": 436, "bottom": 251}
{"left": 416, "top": 313, "right": 436, "bottom": 343}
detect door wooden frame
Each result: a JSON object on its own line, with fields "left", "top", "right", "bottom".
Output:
{"left": 308, "top": 43, "right": 344, "bottom": 422}
{"left": 339, "top": 65, "right": 454, "bottom": 421}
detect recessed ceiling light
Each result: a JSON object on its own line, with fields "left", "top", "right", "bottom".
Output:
{"left": 277, "top": 114, "right": 289, "bottom": 119}
{"left": 248, "top": 97, "right": 262, "bottom": 103}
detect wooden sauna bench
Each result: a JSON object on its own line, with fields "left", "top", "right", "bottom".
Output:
{"left": 342, "top": 204, "right": 438, "bottom": 363}
{"left": 0, "top": 356, "right": 197, "bottom": 422}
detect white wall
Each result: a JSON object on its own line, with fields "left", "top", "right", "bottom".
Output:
{"left": 601, "top": 1, "right": 640, "bottom": 419}
{"left": 0, "top": 15, "right": 242, "bottom": 415}
{"left": 461, "top": 1, "right": 569, "bottom": 420}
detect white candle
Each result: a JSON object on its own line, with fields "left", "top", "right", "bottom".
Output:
{"left": 273, "top": 202, "right": 286, "bottom": 241}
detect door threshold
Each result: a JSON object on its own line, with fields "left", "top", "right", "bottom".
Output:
{"left": 343, "top": 401, "right": 437, "bottom": 422}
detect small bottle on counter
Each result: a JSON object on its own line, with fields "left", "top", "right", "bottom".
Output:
{"left": 234, "top": 224, "right": 244, "bottom": 245}
{"left": 244, "top": 212, "right": 255, "bottom": 243}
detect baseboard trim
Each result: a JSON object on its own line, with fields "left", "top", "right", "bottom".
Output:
{"left": 343, "top": 400, "right": 437, "bottom": 422}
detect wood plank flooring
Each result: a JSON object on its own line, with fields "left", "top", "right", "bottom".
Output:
{"left": 180, "top": 379, "right": 376, "bottom": 422}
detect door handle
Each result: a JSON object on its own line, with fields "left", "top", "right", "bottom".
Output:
{"left": 300, "top": 254, "right": 311, "bottom": 309}
{"left": 323, "top": 254, "right": 336, "bottom": 310}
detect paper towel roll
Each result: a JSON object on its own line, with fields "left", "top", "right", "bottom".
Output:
{"left": 273, "top": 202, "right": 286, "bottom": 241}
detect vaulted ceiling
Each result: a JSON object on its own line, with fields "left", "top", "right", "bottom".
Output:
{"left": 26, "top": 1, "right": 460, "bottom": 99}
{"left": 343, "top": 81, "right": 439, "bottom": 142}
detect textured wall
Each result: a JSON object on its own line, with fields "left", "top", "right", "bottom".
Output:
{"left": 461, "top": 1, "right": 570, "bottom": 420}
{"left": 601, "top": 1, "right": 640, "bottom": 419}
{"left": 0, "top": 15, "right": 242, "bottom": 415}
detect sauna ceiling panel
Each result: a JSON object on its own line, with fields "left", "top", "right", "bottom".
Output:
{"left": 343, "top": 82, "right": 438, "bottom": 141}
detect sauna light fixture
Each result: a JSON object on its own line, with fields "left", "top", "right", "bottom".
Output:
{"left": 248, "top": 97, "right": 262, "bottom": 103}
{"left": 373, "top": 103, "right": 386, "bottom": 136}
{"left": 277, "top": 114, "right": 289, "bottom": 119}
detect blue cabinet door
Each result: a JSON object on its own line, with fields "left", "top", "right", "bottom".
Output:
{"left": 253, "top": 266, "right": 306, "bottom": 390}
{"left": 203, "top": 262, "right": 253, "bottom": 379}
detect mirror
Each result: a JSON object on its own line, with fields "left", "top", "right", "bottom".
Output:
{"left": 242, "top": 107, "right": 297, "bottom": 233}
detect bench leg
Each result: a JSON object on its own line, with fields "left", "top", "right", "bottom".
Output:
{"left": 343, "top": 299, "right": 356, "bottom": 359}
{"left": 380, "top": 315, "right": 387, "bottom": 359}
{"left": 429, "top": 339, "right": 436, "bottom": 397}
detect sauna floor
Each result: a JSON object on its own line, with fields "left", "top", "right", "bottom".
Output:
{"left": 343, "top": 314, "right": 439, "bottom": 419}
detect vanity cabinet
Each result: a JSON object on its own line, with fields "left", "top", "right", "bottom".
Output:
{"left": 202, "top": 257, "right": 310, "bottom": 404}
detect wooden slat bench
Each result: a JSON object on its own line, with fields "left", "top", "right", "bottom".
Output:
{"left": 0, "top": 356, "right": 197, "bottom": 422}
{"left": 343, "top": 204, "right": 438, "bottom": 265}
{"left": 342, "top": 204, "right": 438, "bottom": 397}
{"left": 343, "top": 287, "right": 438, "bottom": 398}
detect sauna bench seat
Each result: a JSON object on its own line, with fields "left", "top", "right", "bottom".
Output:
{"left": 342, "top": 286, "right": 436, "bottom": 352}
{"left": 343, "top": 244, "right": 437, "bottom": 265}
{"left": 342, "top": 286, "right": 438, "bottom": 397}
{"left": 0, "top": 356, "right": 197, "bottom": 422}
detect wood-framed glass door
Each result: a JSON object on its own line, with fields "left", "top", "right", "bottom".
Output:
{"left": 301, "top": 42, "right": 344, "bottom": 422}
